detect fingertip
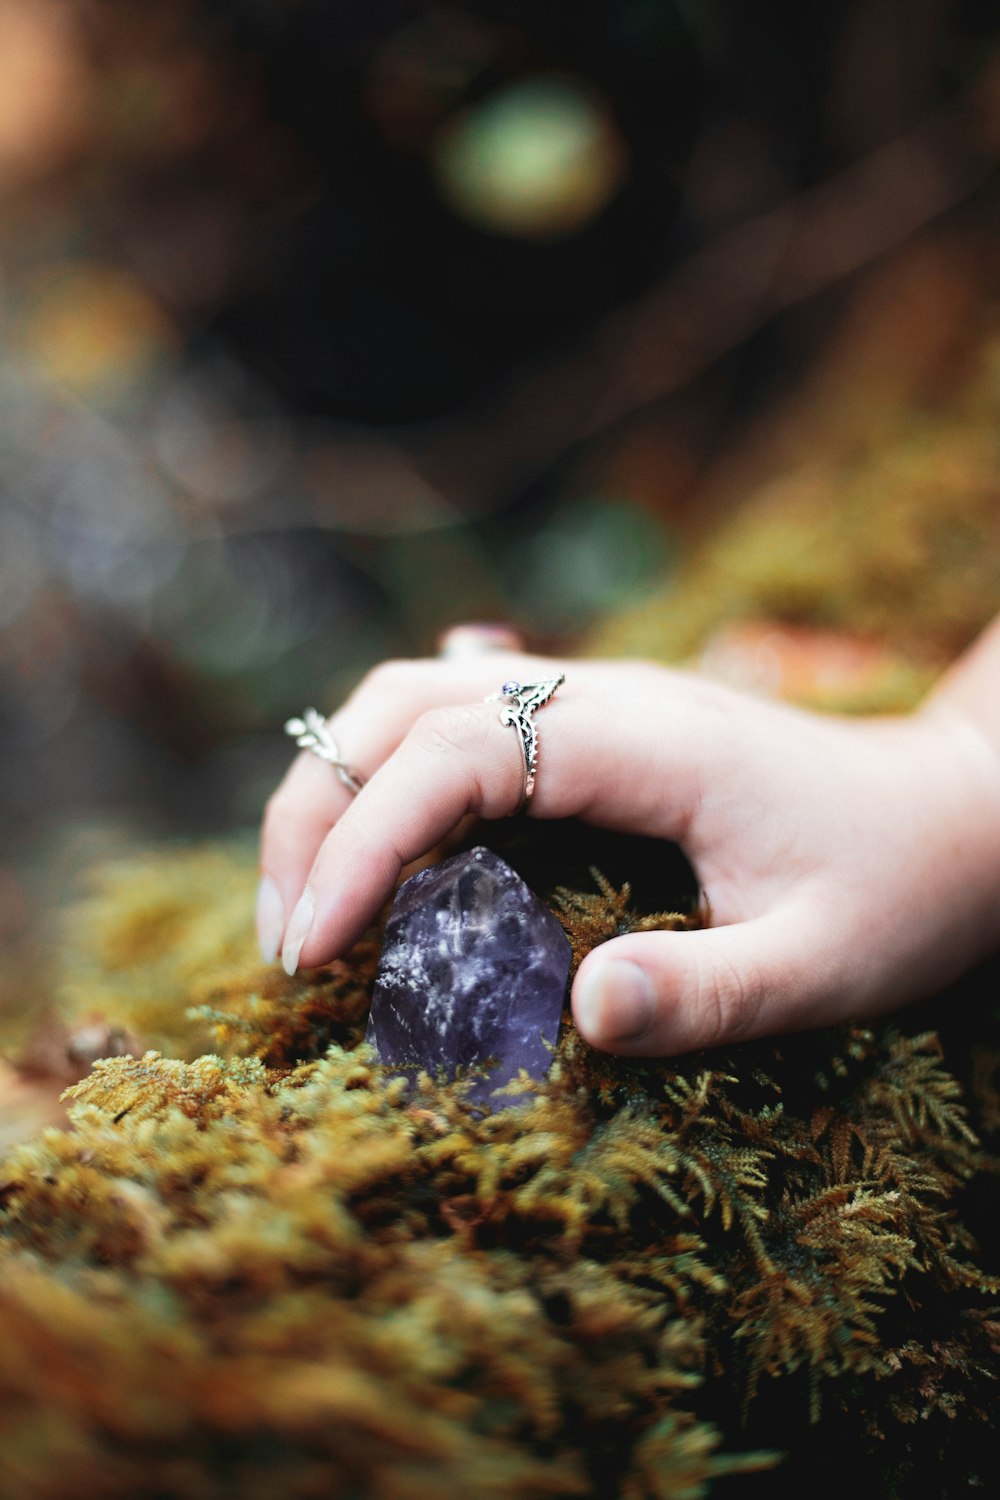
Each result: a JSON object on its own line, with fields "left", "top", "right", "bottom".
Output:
{"left": 255, "top": 874, "right": 285, "bottom": 964}
{"left": 436, "top": 622, "right": 525, "bottom": 658}
{"left": 573, "top": 956, "right": 657, "bottom": 1050}
{"left": 282, "top": 887, "right": 315, "bottom": 977}
{"left": 259, "top": 755, "right": 351, "bottom": 932}
{"left": 572, "top": 917, "right": 813, "bottom": 1058}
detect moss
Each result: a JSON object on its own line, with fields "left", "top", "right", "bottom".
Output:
{"left": 2, "top": 838, "right": 999, "bottom": 1497}
{"left": 588, "top": 331, "right": 1000, "bottom": 707}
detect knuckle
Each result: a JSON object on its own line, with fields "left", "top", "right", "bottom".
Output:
{"left": 692, "top": 948, "right": 764, "bottom": 1049}
{"left": 262, "top": 766, "right": 320, "bottom": 831}
{"left": 624, "top": 658, "right": 667, "bottom": 688}
{"left": 261, "top": 789, "right": 291, "bottom": 839}
{"left": 412, "top": 703, "right": 488, "bottom": 757}
{"left": 352, "top": 658, "right": 415, "bottom": 702}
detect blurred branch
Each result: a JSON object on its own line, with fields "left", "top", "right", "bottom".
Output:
{"left": 412, "top": 72, "right": 1000, "bottom": 510}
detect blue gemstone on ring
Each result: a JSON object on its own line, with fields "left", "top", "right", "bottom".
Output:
{"left": 501, "top": 679, "right": 521, "bottom": 696}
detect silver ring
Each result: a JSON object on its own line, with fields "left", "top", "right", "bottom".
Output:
{"left": 484, "top": 674, "right": 564, "bottom": 812}
{"left": 284, "top": 708, "right": 366, "bottom": 795}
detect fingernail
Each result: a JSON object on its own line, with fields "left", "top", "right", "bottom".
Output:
{"left": 255, "top": 875, "right": 285, "bottom": 964}
{"left": 282, "top": 887, "right": 315, "bottom": 976}
{"left": 437, "top": 623, "right": 524, "bottom": 658}
{"left": 575, "top": 959, "right": 655, "bottom": 1043}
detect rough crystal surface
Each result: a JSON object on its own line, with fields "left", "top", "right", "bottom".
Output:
{"left": 366, "top": 846, "right": 571, "bottom": 1104}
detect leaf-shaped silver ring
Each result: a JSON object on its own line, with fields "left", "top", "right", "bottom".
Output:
{"left": 284, "top": 708, "right": 366, "bottom": 795}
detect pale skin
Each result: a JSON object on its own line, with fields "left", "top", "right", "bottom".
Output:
{"left": 257, "top": 616, "right": 1000, "bottom": 1055}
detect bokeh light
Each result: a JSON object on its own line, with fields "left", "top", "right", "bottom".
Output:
{"left": 0, "top": 0, "right": 994, "bottom": 931}
{"left": 511, "top": 497, "right": 670, "bottom": 631}
{"left": 0, "top": 0, "right": 90, "bottom": 193}
{"left": 432, "top": 75, "right": 629, "bottom": 240}
{"left": 151, "top": 354, "right": 292, "bottom": 510}
{"left": 18, "top": 264, "right": 176, "bottom": 408}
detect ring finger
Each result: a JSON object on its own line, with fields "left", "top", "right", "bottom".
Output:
{"left": 258, "top": 654, "right": 561, "bottom": 955}
{"left": 281, "top": 668, "right": 697, "bottom": 973}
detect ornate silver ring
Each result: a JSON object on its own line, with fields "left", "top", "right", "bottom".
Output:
{"left": 485, "top": 674, "right": 564, "bottom": 812}
{"left": 284, "top": 708, "right": 366, "bottom": 795}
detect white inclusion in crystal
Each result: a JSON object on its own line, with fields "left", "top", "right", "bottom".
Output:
{"left": 366, "top": 846, "right": 571, "bottom": 1105}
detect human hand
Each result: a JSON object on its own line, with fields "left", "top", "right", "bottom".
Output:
{"left": 258, "top": 650, "right": 1000, "bottom": 1055}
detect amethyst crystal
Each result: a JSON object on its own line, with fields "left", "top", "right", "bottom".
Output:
{"left": 366, "top": 847, "right": 571, "bottom": 1104}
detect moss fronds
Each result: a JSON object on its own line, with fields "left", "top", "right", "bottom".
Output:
{"left": 1, "top": 841, "right": 998, "bottom": 1496}
{"left": 553, "top": 869, "right": 702, "bottom": 978}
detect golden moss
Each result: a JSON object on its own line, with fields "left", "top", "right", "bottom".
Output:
{"left": 2, "top": 839, "right": 999, "bottom": 1497}
{"left": 50, "top": 842, "right": 378, "bottom": 1066}
{"left": 553, "top": 870, "right": 702, "bottom": 979}
{"left": 589, "top": 331, "right": 1000, "bottom": 709}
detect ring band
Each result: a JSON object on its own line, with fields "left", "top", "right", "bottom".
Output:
{"left": 284, "top": 708, "right": 366, "bottom": 794}
{"left": 485, "top": 674, "right": 564, "bottom": 812}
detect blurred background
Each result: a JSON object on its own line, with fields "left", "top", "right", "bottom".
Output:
{"left": 0, "top": 0, "right": 998, "bottom": 968}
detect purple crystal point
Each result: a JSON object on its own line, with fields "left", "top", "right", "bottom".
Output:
{"left": 366, "top": 847, "right": 570, "bottom": 1105}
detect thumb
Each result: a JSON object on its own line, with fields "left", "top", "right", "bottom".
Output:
{"left": 571, "top": 917, "right": 819, "bottom": 1056}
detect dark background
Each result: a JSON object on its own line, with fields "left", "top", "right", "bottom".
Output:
{"left": 0, "top": 0, "right": 997, "bottom": 955}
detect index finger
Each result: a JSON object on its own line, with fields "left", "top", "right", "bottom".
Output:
{"left": 258, "top": 653, "right": 556, "bottom": 953}
{"left": 283, "top": 673, "right": 702, "bottom": 972}
{"left": 285, "top": 699, "right": 530, "bottom": 972}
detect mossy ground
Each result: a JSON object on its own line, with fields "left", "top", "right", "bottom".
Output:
{"left": 1, "top": 823, "right": 999, "bottom": 1499}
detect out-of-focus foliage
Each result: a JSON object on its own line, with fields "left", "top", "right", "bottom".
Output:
{"left": 1, "top": 0, "right": 998, "bottom": 898}
{"left": 432, "top": 75, "right": 629, "bottom": 240}
{"left": 590, "top": 317, "right": 1000, "bottom": 709}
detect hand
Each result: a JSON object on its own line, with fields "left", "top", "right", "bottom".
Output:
{"left": 258, "top": 650, "right": 1000, "bottom": 1055}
